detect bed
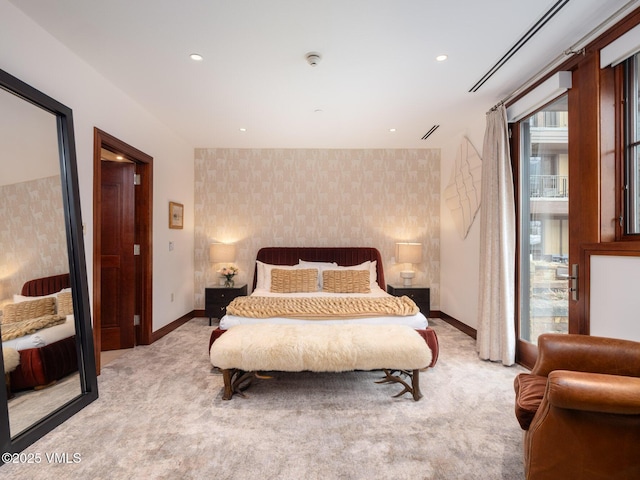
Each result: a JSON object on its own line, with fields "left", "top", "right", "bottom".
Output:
{"left": 1, "top": 273, "right": 78, "bottom": 392}
{"left": 210, "top": 247, "right": 439, "bottom": 367}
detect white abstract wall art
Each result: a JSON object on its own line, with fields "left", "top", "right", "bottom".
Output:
{"left": 444, "top": 137, "right": 482, "bottom": 239}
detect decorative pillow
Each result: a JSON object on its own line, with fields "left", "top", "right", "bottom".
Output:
{"left": 331, "top": 261, "right": 378, "bottom": 289}
{"left": 0, "top": 299, "right": 12, "bottom": 320}
{"left": 271, "top": 268, "right": 318, "bottom": 293}
{"left": 57, "top": 291, "right": 74, "bottom": 316}
{"left": 297, "top": 260, "right": 338, "bottom": 289}
{"left": 256, "top": 261, "right": 302, "bottom": 291}
{"left": 2, "top": 297, "right": 56, "bottom": 324}
{"left": 13, "top": 288, "right": 72, "bottom": 315}
{"left": 322, "top": 269, "right": 371, "bottom": 294}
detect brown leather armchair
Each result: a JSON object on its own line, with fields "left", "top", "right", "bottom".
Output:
{"left": 514, "top": 333, "right": 640, "bottom": 480}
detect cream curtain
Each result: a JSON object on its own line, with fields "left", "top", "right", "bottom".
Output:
{"left": 476, "top": 105, "right": 516, "bottom": 365}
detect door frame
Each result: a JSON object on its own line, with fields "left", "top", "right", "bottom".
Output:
{"left": 93, "top": 128, "right": 153, "bottom": 373}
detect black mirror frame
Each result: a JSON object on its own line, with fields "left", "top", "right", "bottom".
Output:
{"left": 0, "top": 67, "right": 98, "bottom": 456}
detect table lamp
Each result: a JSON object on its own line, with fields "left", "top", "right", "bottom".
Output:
{"left": 210, "top": 243, "right": 237, "bottom": 284}
{"left": 396, "top": 242, "right": 422, "bottom": 286}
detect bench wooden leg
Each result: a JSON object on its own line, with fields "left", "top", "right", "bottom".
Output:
{"left": 220, "top": 368, "right": 425, "bottom": 401}
{"left": 377, "top": 369, "right": 424, "bottom": 401}
{"left": 221, "top": 369, "right": 234, "bottom": 400}
{"left": 221, "top": 369, "right": 256, "bottom": 400}
{"left": 411, "top": 369, "right": 423, "bottom": 401}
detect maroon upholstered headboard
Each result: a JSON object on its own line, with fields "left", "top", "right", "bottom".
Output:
{"left": 253, "top": 247, "right": 385, "bottom": 291}
{"left": 21, "top": 273, "right": 71, "bottom": 296}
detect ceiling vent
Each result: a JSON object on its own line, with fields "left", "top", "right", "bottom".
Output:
{"left": 421, "top": 125, "right": 440, "bottom": 140}
{"left": 469, "top": 0, "right": 570, "bottom": 92}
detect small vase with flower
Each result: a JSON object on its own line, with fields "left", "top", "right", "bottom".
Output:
{"left": 218, "top": 265, "right": 239, "bottom": 288}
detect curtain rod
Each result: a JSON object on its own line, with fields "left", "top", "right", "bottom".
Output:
{"left": 487, "top": 101, "right": 504, "bottom": 113}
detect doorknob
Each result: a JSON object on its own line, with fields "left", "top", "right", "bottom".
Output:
{"left": 568, "top": 263, "right": 578, "bottom": 301}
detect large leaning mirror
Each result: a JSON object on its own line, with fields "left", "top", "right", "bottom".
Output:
{"left": 0, "top": 67, "right": 98, "bottom": 456}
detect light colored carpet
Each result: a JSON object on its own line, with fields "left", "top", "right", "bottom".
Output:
{"left": 7, "top": 348, "right": 129, "bottom": 436}
{"left": 2, "top": 317, "right": 527, "bottom": 479}
{"left": 8, "top": 373, "right": 81, "bottom": 437}
{"left": 100, "top": 348, "right": 131, "bottom": 366}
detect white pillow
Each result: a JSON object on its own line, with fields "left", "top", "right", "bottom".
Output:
{"left": 370, "top": 260, "right": 378, "bottom": 287}
{"left": 297, "top": 260, "right": 337, "bottom": 290}
{"left": 13, "top": 288, "right": 71, "bottom": 303}
{"left": 331, "top": 261, "right": 378, "bottom": 289}
{"left": 13, "top": 291, "right": 56, "bottom": 303}
{"left": 255, "top": 261, "right": 301, "bottom": 291}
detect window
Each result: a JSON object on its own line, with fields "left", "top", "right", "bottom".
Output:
{"left": 624, "top": 52, "right": 640, "bottom": 235}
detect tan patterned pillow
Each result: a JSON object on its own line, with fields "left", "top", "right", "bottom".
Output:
{"left": 270, "top": 268, "right": 318, "bottom": 293}
{"left": 57, "top": 291, "right": 74, "bottom": 316}
{"left": 322, "top": 270, "right": 371, "bottom": 294}
{"left": 2, "top": 297, "right": 56, "bottom": 324}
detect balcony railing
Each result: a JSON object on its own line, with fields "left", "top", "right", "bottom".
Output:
{"left": 530, "top": 175, "right": 568, "bottom": 198}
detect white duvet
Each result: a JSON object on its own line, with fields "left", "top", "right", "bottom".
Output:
{"left": 219, "top": 285, "right": 429, "bottom": 329}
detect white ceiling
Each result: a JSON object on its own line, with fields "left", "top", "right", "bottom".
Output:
{"left": 9, "top": 0, "right": 640, "bottom": 149}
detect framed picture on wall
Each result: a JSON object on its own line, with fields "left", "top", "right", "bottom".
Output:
{"left": 169, "top": 201, "right": 184, "bottom": 229}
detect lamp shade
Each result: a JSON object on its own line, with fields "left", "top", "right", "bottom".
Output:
{"left": 396, "top": 243, "right": 422, "bottom": 264}
{"left": 210, "top": 243, "right": 236, "bottom": 263}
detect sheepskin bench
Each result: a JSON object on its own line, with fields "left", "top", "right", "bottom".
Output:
{"left": 209, "top": 323, "right": 432, "bottom": 401}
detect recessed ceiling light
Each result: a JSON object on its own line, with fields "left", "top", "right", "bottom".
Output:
{"left": 190, "top": 53, "right": 203, "bottom": 61}
{"left": 116, "top": 155, "right": 123, "bottom": 160}
{"left": 239, "top": 128, "right": 247, "bottom": 132}
{"left": 436, "top": 54, "right": 448, "bottom": 62}
{"left": 314, "top": 108, "right": 323, "bottom": 113}
{"left": 389, "top": 128, "right": 397, "bottom": 133}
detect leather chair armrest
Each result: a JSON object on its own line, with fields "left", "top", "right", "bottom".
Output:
{"left": 531, "top": 334, "right": 640, "bottom": 378}
{"left": 547, "top": 370, "right": 640, "bottom": 415}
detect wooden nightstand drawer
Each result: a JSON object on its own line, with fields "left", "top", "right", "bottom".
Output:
{"left": 205, "top": 284, "right": 247, "bottom": 326}
{"left": 386, "top": 284, "right": 430, "bottom": 316}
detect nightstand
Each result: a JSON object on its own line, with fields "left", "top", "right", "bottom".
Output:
{"left": 386, "top": 284, "right": 430, "bottom": 317}
{"left": 205, "top": 284, "right": 247, "bottom": 326}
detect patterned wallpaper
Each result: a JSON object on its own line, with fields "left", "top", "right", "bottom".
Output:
{"left": 0, "top": 175, "right": 68, "bottom": 301}
{"left": 194, "top": 148, "right": 441, "bottom": 310}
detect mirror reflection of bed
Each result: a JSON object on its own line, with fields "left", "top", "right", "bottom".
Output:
{"left": 0, "top": 86, "right": 81, "bottom": 438}
{"left": 3, "top": 275, "right": 81, "bottom": 436}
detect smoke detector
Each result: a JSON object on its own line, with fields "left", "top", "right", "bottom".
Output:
{"left": 305, "top": 52, "right": 321, "bottom": 67}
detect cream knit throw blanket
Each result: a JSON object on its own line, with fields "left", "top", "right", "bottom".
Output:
{"left": 226, "top": 295, "right": 418, "bottom": 319}
{"left": 1, "top": 314, "right": 66, "bottom": 341}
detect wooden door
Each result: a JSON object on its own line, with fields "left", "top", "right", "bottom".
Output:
{"left": 515, "top": 95, "right": 571, "bottom": 367}
{"left": 100, "top": 160, "right": 136, "bottom": 350}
